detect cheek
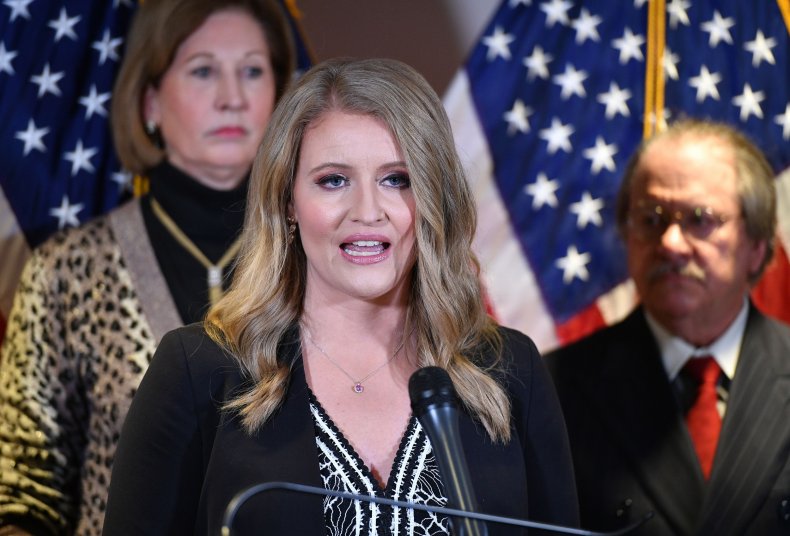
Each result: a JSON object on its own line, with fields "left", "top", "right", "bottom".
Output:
{"left": 295, "top": 204, "right": 339, "bottom": 246}
{"left": 626, "top": 240, "right": 649, "bottom": 272}
{"left": 161, "top": 97, "right": 202, "bottom": 138}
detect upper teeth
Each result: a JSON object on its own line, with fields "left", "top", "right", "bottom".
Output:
{"left": 352, "top": 241, "right": 381, "bottom": 246}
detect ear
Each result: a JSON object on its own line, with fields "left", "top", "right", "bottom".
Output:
{"left": 287, "top": 199, "right": 296, "bottom": 222}
{"left": 143, "top": 84, "right": 161, "bottom": 126}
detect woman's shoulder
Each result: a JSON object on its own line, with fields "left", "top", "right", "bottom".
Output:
{"left": 149, "top": 323, "right": 245, "bottom": 399}
{"left": 494, "top": 324, "right": 541, "bottom": 368}
{"left": 32, "top": 211, "right": 116, "bottom": 261}
{"left": 158, "top": 322, "right": 236, "bottom": 365}
{"left": 26, "top": 200, "right": 143, "bottom": 272}
{"left": 488, "top": 324, "right": 546, "bottom": 395}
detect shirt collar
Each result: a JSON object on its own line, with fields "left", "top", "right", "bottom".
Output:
{"left": 645, "top": 298, "right": 748, "bottom": 382}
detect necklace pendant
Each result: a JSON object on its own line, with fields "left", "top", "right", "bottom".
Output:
{"left": 353, "top": 383, "right": 364, "bottom": 394}
{"left": 208, "top": 266, "right": 222, "bottom": 288}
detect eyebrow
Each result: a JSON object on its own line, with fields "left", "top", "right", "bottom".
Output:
{"left": 307, "top": 161, "right": 408, "bottom": 175}
{"left": 183, "top": 50, "right": 268, "bottom": 63}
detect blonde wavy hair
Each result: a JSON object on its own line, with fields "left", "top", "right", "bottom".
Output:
{"left": 207, "top": 58, "right": 511, "bottom": 442}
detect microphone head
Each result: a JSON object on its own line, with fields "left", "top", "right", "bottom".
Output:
{"left": 409, "top": 366, "right": 457, "bottom": 417}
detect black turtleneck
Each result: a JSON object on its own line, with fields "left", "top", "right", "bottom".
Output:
{"left": 140, "top": 161, "right": 248, "bottom": 324}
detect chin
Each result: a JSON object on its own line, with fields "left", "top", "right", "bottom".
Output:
{"left": 648, "top": 296, "right": 701, "bottom": 319}
{"left": 345, "top": 279, "right": 406, "bottom": 302}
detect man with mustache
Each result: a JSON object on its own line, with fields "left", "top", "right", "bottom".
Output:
{"left": 546, "top": 119, "right": 790, "bottom": 536}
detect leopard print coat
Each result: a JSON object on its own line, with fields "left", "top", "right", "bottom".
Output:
{"left": 0, "top": 200, "right": 181, "bottom": 535}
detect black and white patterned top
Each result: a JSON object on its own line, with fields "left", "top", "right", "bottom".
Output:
{"left": 310, "top": 394, "right": 450, "bottom": 535}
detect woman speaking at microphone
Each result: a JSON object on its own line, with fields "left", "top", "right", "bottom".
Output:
{"left": 103, "top": 58, "right": 579, "bottom": 535}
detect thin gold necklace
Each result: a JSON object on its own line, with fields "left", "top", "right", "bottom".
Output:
{"left": 150, "top": 198, "right": 242, "bottom": 306}
{"left": 302, "top": 325, "right": 407, "bottom": 394}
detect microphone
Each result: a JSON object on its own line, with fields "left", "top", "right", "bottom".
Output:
{"left": 221, "top": 481, "right": 653, "bottom": 535}
{"left": 408, "top": 366, "right": 488, "bottom": 536}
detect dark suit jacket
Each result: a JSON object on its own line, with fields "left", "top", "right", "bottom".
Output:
{"left": 546, "top": 305, "right": 790, "bottom": 535}
{"left": 103, "top": 323, "right": 579, "bottom": 535}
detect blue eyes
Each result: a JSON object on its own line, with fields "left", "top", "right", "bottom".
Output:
{"left": 382, "top": 173, "right": 410, "bottom": 189}
{"left": 316, "top": 173, "right": 411, "bottom": 190}
{"left": 190, "top": 66, "right": 212, "bottom": 78}
{"left": 317, "top": 174, "right": 347, "bottom": 189}
{"left": 189, "top": 65, "right": 265, "bottom": 79}
{"left": 242, "top": 66, "right": 264, "bottom": 78}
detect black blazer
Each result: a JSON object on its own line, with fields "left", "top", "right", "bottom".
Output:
{"left": 546, "top": 305, "right": 790, "bottom": 535}
{"left": 103, "top": 324, "right": 579, "bottom": 535}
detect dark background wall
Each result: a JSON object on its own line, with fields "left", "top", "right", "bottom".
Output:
{"left": 296, "top": 0, "right": 500, "bottom": 95}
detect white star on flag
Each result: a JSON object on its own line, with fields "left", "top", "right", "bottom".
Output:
{"left": 3, "top": 0, "right": 34, "bottom": 22}
{"left": 63, "top": 140, "right": 98, "bottom": 176}
{"left": 732, "top": 83, "right": 765, "bottom": 121}
{"left": 79, "top": 85, "right": 111, "bottom": 119}
{"left": 523, "top": 45, "right": 553, "bottom": 80}
{"left": 774, "top": 104, "right": 790, "bottom": 140}
{"left": 541, "top": 0, "right": 573, "bottom": 28}
{"left": 92, "top": 29, "right": 123, "bottom": 64}
{"left": 504, "top": 99, "right": 533, "bottom": 135}
{"left": 0, "top": 42, "right": 17, "bottom": 75}
{"left": 525, "top": 173, "right": 560, "bottom": 209}
{"left": 49, "top": 195, "right": 84, "bottom": 229}
{"left": 556, "top": 245, "right": 591, "bottom": 284}
{"left": 483, "top": 27, "right": 515, "bottom": 61}
{"left": 667, "top": 0, "right": 691, "bottom": 29}
{"left": 583, "top": 136, "right": 618, "bottom": 174}
{"left": 553, "top": 64, "right": 588, "bottom": 100}
{"left": 597, "top": 82, "right": 632, "bottom": 119}
{"left": 612, "top": 28, "right": 645, "bottom": 64}
{"left": 570, "top": 192, "right": 605, "bottom": 229}
{"left": 744, "top": 30, "right": 776, "bottom": 67}
{"left": 112, "top": 170, "right": 134, "bottom": 192}
{"left": 15, "top": 119, "right": 50, "bottom": 155}
{"left": 572, "top": 8, "right": 602, "bottom": 44}
{"left": 539, "top": 117, "right": 574, "bottom": 154}
{"left": 663, "top": 47, "right": 680, "bottom": 80}
{"left": 701, "top": 10, "right": 735, "bottom": 48}
{"left": 48, "top": 8, "right": 81, "bottom": 42}
{"left": 689, "top": 66, "right": 722, "bottom": 103}
{"left": 31, "top": 63, "right": 65, "bottom": 98}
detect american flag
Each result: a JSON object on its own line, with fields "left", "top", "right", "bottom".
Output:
{"left": 444, "top": 0, "right": 790, "bottom": 352}
{"left": 0, "top": 0, "right": 137, "bottom": 340}
{"left": 0, "top": 0, "right": 313, "bottom": 342}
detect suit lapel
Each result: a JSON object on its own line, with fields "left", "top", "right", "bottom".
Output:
{"left": 585, "top": 311, "right": 704, "bottom": 533}
{"left": 698, "top": 307, "right": 790, "bottom": 534}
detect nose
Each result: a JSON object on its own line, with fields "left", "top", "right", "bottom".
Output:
{"left": 216, "top": 72, "right": 247, "bottom": 110}
{"left": 350, "top": 183, "right": 386, "bottom": 224}
{"left": 659, "top": 221, "right": 692, "bottom": 255}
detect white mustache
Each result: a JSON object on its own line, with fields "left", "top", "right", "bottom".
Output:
{"left": 647, "top": 261, "right": 706, "bottom": 282}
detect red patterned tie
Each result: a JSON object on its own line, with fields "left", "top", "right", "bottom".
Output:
{"left": 683, "top": 356, "right": 722, "bottom": 479}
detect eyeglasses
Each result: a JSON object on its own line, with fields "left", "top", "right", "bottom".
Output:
{"left": 627, "top": 201, "right": 737, "bottom": 242}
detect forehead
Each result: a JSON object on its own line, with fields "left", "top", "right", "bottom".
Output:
{"left": 173, "top": 9, "right": 267, "bottom": 59}
{"left": 631, "top": 133, "right": 738, "bottom": 206}
{"left": 301, "top": 110, "right": 400, "bottom": 158}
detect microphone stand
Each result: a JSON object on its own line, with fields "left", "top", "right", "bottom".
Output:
{"left": 220, "top": 481, "right": 653, "bottom": 536}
